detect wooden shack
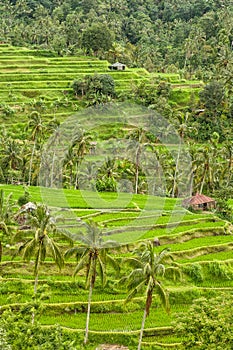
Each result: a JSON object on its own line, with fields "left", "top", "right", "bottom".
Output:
{"left": 182, "top": 193, "right": 216, "bottom": 210}
{"left": 109, "top": 62, "right": 126, "bottom": 71}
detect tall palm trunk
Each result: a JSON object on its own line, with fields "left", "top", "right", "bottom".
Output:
{"left": 0, "top": 241, "right": 2, "bottom": 263}
{"left": 74, "top": 162, "right": 79, "bottom": 190}
{"left": 34, "top": 272, "right": 39, "bottom": 294}
{"left": 135, "top": 146, "right": 140, "bottom": 194}
{"left": 50, "top": 152, "right": 56, "bottom": 187}
{"left": 32, "top": 272, "right": 39, "bottom": 325}
{"left": 138, "top": 307, "right": 147, "bottom": 350}
{"left": 199, "top": 166, "right": 207, "bottom": 194}
{"left": 227, "top": 154, "right": 232, "bottom": 186}
{"left": 29, "top": 140, "right": 36, "bottom": 186}
{"left": 84, "top": 282, "right": 93, "bottom": 344}
{"left": 171, "top": 140, "right": 182, "bottom": 198}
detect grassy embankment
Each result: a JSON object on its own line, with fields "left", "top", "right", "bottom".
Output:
{"left": 0, "top": 184, "right": 232, "bottom": 349}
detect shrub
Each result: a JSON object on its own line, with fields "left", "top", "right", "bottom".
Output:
{"left": 17, "top": 186, "right": 31, "bottom": 206}
{"left": 182, "top": 263, "right": 204, "bottom": 283}
{"left": 173, "top": 295, "right": 233, "bottom": 349}
{"left": 207, "top": 261, "right": 231, "bottom": 280}
{"left": 72, "top": 73, "right": 115, "bottom": 99}
{"left": 0, "top": 305, "right": 81, "bottom": 349}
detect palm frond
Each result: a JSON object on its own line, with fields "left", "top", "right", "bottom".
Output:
{"left": 22, "top": 238, "right": 37, "bottom": 261}
{"left": 56, "top": 228, "right": 74, "bottom": 245}
{"left": 97, "top": 255, "right": 106, "bottom": 286}
{"left": 64, "top": 245, "right": 87, "bottom": 259}
{"left": 155, "top": 263, "right": 166, "bottom": 277}
{"left": 73, "top": 254, "right": 90, "bottom": 277}
{"left": 106, "top": 254, "right": 120, "bottom": 274}
{"left": 13, "top": 229, "right": 34, "bottom": 242}
{"left": 102, "top": 239, "right": 120, "bottom": 249}
{"left": 45, "top": 235, "right": 64, "bottom": 270}
{"left": 123, "top": 257, "right": 143, "bottom": 269}
{"left": 165, "top": 266, "right": 182, "bottom": 282}
{"left": 126, "top": 268, "right": 145, "bottom": 290}
{"left": 154, "top": 282, "right": 170, "bottom": 313}
{"left": 125, "top": 280, "right": 146, "bottom": 303}
{"left": 0, "top": 221, "right": 8, "bottom": 234}
{"left": 155, "top": 248, "right": 171, "bottom": 264}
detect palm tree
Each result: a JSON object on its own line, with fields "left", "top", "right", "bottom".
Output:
{"left": 16, "top": 204, "right": 70, "bottom": 296}
{"left": 96, "top": 157, "right": 119, "bottom": 192}
{"left": 121, "top": 241, "right": 180, "bottom": 350}
{"left": 127, "top": 127, "right": 150, "bottom": 194}
{"left": 222, "top": 140, "right": 233, "bottom": 186}
{"left": 77, "top": 162, "right": 98, "bottom": 190}
{"left": 26, "top": 112, "right": 46, "bottom": 186}
{"left": 63, "top": 146, "right": 75, "bottom": 188}
{"left": 71, "top": 129, "right": 92, "bottom": 189}
{"left": 46, "top": 118, "right": 61, "bottom": 187}
{"left": 170, "top": 112, "right": 195, "bottom": 197}
{"left": 1, "top": 138, "right": 23, "bottom": 184}
{"left": 65, "top": 221, "right": 119, "bottom": 344}
{"left": 0, "top": 190, "right": 15, "bottom": 263}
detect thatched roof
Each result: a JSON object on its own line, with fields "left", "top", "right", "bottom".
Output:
{"left": 110, "top": 62, "right": 126, "bottom": 67}
{"left": 183, "top": 193, "right": 216, "bottom": 206}
{"left": 21, "top": 202, "right": 37, "bottom": 211}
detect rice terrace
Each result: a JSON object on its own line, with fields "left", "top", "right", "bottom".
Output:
{"left": 0, "top": 2, "right": 233, "bottom": 348}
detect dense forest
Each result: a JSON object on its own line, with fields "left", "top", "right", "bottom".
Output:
{"left": 0, "top": 0, "right": 232, "bottom": 210}
{"left": 1, "top": 0, "right": 233, "bottom": 74}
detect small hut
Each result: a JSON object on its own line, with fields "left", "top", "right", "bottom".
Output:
{"left": 21, "top": 202, "right": 37, "bottom": 212}
{"left": 109, "top": 62, "right": 126, "bottom": 71}
{"left": 182, "top": 193, "right": 216, "bottom": 211}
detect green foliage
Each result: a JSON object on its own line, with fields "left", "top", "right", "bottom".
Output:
{"left": 0, "top": 103, "right": 15, "bottom": 117}
{"left": 17, "top": 186, "right": 31, "bottom": 206}
{"left": 72, "top": 73, "right": 115, "bottom": 99}
{"left": 0, "top": 327, "right": 11, "bottom": 350}
{"left": 207, "top": 261, "right": 232, "bottom": 280}
{"left": 214, "top": 196, "right": 233, "bottom": 222}
{"left": 0, "top": 307, "right": 79, "bottom": 349}
{"left": 199, "top": 81, "right": 225, "bottom": 114}
{"left": 182, "top": 263, "right": 204, "bottom": 283}
{"left": 173, "top": 295, "right": 233, "bottom": 349}
{"left": 82, "top": 23, "right": 114, "bottom": 55}
{"left": 96, "top": 176, "right": 117, "bottom": 192}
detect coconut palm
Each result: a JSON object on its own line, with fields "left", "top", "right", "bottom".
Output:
{"left": 0, "top": 190, "right": 15, "bottom": 263}
{"left": 170, "top": 112, "right": 195, "bottom": 197}
{"left": 96, "top": 157, "right": 119, "bottom": 192}
{"left": 222, "top": 140, "right": 233, "bottom": 186}
{"left": 71, "top": 129, "right": 92, "bottom": 189}
{"left": 65, "top": 221, "right": 119, "bottom": 344}
{"left": 77, "top": 162, "right": 98, "bottom": 190}
{"left": 127, "top": 127, "right": 150, "bottom": 194}
{"left": 26, "top": 112, "right": 46, "bottom": 186}
{"left": 121, "top": 241, "right": 180, "bottom": 350}
{"left": 63, "top": 146, "right": 76, "bottom": 188}
{"left": 1, "top": 138, "right": 23, "bottom": 184}
{"left": 16, "top": 204, "right": 71, "bottom": 296}
{"left": 46, "top": 118, "right": 62, "bottom": 187}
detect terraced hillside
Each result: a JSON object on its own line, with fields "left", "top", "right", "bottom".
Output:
{"left": 0, "top": 184, "right": 232, "bottom": 349}
{"left": 0, "top": 44, "right": 203, "bottom": 135}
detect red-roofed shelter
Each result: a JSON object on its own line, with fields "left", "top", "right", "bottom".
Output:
{"left": 182, "top": 193, "right": 216, "bottom": 210}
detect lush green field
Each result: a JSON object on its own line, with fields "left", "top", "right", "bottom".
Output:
{"left": 0, "top": 183, "right": 232, "bottom": 349}
{"left": 0, "top": 44, "right": 203, "bottom": 136}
